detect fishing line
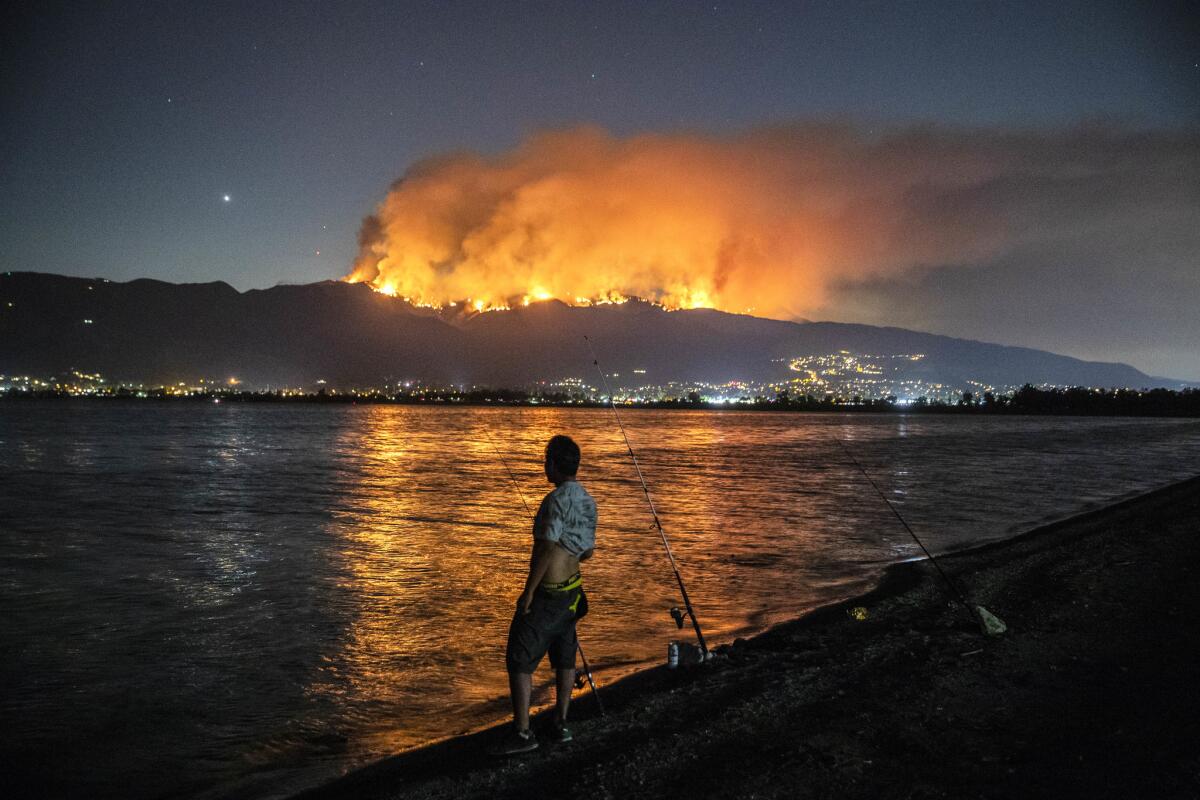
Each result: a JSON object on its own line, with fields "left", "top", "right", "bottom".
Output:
{"left": 583, "top": 335, "right": 710, "bottom": 656}
{"left": 478, "top": 423, "right": 606, "bottom": 714}
{"left": 835, "top": 434, "right": 1005, "bottom": 636}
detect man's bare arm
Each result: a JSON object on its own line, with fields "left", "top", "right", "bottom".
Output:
{"left": 520, "top": 540, "right": 555, "bottom": 612}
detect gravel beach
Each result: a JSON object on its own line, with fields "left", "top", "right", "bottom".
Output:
{"left": 295, "top": 476, "right": 1200, "bottom": 800}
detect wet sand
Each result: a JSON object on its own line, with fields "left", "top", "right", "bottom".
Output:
{"left": 295, "top": 476, "right": 1200, "bottom": 800}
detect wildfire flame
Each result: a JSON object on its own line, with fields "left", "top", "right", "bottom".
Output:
{"left": 344, "top": 124, "right": 1014, "bottom": 316}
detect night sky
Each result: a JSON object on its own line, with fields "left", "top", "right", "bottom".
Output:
{"left": 2, "top": 1, "right": 1198, "bottom": 377}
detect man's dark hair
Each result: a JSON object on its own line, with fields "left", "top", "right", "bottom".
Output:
{"left": 545, "top": 435, "right": 581, "bottom": 476}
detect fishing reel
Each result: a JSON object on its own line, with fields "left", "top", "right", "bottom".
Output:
{"left": 669, "top": 606, "right": 686, "bottom": 629}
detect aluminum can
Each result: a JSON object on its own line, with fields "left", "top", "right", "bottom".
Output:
{"left": 667, "top": 640, "right": 680, "bottom": 669}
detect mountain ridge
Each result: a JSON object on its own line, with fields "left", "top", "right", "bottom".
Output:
{"left": 0, "top": 272, "right": 1187, "bottom": 393}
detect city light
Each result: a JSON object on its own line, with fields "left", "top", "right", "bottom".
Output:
{"left": 0, "top": 356, "right": 1187, "bottom": 411}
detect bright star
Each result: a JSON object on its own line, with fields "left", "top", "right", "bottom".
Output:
{"left": 222, "top": 195, "right": 231, "bottom": 203}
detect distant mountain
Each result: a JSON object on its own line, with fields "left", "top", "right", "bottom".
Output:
{"left": 0, "top": 272, "right": 1185, "bottom": 393}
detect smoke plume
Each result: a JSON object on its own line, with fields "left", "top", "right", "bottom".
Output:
{"left": 346, "top": 123, "right": 1198, "bottom": 324}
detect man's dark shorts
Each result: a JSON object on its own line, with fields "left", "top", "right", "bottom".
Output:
{"left": 505, "top": 584, "right": 581, "bottom": 674}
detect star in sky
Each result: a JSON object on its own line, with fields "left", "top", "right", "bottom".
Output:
{"left": 222, "top": 194, "right": 231, "bottom": 203}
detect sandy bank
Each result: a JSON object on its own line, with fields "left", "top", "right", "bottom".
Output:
{"left": 295, "top": 476, "right": 1200, "bottom": 799}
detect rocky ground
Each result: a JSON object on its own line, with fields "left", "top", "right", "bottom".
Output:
{"left": 295, "top": 477, "right": 1200, "bottom": 800}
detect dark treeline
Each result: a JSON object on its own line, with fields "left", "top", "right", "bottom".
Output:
{"left": 5, "top": 384, "right": 1200, "bottom": 416}
{"left": 772, "top": 385, "right": 1200, "bottom": 416}
{"left": 995, "top": 385, "right": 1200, "bottom": 416}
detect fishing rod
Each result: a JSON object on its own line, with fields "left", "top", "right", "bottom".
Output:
{"left": 583, "top": 335, "right": 710, "bottom": 657}
{"left": 834, "top": 435, "right": 1005, "bottom": 636}
{"left": 479, "top": 424, "right": 606, "bottom": 715}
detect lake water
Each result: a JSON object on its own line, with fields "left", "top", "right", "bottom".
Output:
{"left": 3, "top": 404, "right": 1199, "bottom": 799}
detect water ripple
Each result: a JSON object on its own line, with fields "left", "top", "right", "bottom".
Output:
{"left": 2, "top": 404, "right": 1199, "bottom": 799}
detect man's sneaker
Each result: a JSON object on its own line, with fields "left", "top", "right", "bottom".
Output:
{"left": 550, "top": 719, "right": 573, "bottom": 743}
{"left": 488, "top": 727, "right": 539, "bottom": 756}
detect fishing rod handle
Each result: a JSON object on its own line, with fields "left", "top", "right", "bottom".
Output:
{"left": 674, "top": 571, "right": 709, "bottom": 654}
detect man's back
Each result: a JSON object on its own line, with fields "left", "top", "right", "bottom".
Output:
{"left": 533, "top": 479, "right": 597, "bottom": 583}
{"left": 493, "top": 435, "right": 595, "bottom": 756}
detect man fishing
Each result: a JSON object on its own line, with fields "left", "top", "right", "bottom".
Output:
{"left": 492, "top": 434, "right": 597, "bottom": 755}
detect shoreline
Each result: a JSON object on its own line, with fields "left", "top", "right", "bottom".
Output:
{"left": 290, "top": 475, "right": 1200, "bottom": 799}
{"left": 5, "top": 393, "right": 1200, "bottom": 418}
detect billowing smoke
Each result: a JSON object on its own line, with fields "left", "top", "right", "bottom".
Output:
{"left": 346, "top": 123, "right": 1198, "bottom": 323}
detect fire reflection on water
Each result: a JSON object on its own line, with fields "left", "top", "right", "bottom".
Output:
{"left": 303, "top": 407, "right": 892, "bottom": 758}
{"left": 301, "top": 409, "right": 1200, "bottom": 767}
{"left": 309, "top": 408, "right": 578, "bottom": 753}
